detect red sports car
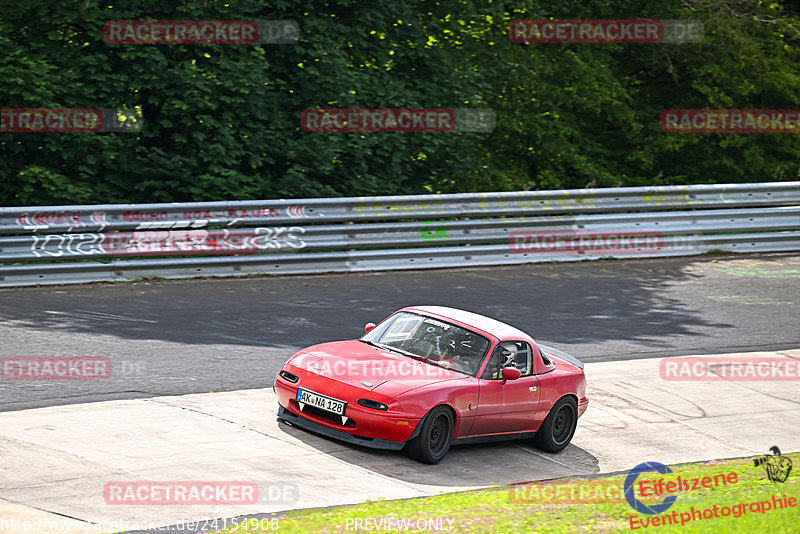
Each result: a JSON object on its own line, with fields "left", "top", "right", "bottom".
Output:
{"left": 274, "top": 306, "right": 589, "bottom": 463}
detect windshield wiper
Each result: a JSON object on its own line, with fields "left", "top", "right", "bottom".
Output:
{"left": 359, "top": 339, "right": 398, "bottom": 352}
{"left": 360, "top": 340, "right": 425, "bottom": 360}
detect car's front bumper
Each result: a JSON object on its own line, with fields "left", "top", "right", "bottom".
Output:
{"left": 277, "top": 405, "right": 407, "bottom": 451}
{"left": 274, "top": 370, "right": 421, "bottom": 443}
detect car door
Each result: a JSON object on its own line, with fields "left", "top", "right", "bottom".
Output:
{"left": 471, "top": 341, "right": 541, "bottom": 435}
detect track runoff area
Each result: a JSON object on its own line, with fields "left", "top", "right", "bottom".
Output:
{"left": 0, "top": 346, "right": 797, "bottom": 533}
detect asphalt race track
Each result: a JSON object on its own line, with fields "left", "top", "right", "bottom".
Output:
{"left": 1, "top": 253, "right": 799, "bottom": 533}
{"left": 1, "top": 253, "right": 799, "bottom": 412}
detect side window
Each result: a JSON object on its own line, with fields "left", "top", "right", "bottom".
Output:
{"left": 480, "top": 346, "right": 502, "bottom": 380}
{"left": 537, "top": 344, "right": 553, "bottom": 367}
{"left": 480, "top": 341, "right": 533, "bottom": 379}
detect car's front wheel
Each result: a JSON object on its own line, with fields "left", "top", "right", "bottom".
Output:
{"left": 535, "top": 396, "right": 578, "bottom": 453}
{"left": 404, "top": 406, "right": 453, "bottom": 464}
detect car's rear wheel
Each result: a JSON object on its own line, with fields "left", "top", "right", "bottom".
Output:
{"left": 404, "top": 406, "right": 453, "bottom": 464}
{"left": 535, "top": 397, "right": 577, "bottom": 453}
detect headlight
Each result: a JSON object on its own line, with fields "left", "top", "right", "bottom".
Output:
{"left": 279, "top": 370, "right": 299, "bottom": 383}
{"left": 357, "top": 398, "right": 389, "bottom": 411}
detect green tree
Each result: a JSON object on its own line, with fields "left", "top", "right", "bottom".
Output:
{"left": 1, "top": 0, "right": 798, "bottom": 206}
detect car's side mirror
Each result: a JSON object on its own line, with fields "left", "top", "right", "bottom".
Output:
{"left": 501, "top": 367, "right": 521, "bottom": 382}
{"left": 364, "top": 322, "right": 377, "bottom": 334}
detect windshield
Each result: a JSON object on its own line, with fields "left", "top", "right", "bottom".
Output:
{"left": 361, "top": 311, "right": 491, "bottom": 376}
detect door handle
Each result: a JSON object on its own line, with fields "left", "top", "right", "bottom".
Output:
{"left": 529, "top": 386, "right": 537, "bottom": 392}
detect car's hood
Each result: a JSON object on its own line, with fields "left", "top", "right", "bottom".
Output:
{"left": 287, "top": 339, "right": 465, "bottom": 397}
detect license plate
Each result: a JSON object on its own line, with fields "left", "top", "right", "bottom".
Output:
{"left": 296, "top": 389, "right": 346, "bottom": 416}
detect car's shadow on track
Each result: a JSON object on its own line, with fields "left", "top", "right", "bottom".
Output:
{"left": 276, "top": 418, "right": 599, "bottom": 487}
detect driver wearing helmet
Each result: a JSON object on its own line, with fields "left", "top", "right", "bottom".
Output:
{"left": 482, "top": 342, "right": 519, "bottom": 379}
{"left": 501, "top": 342, "right": 518, "bottom": 369}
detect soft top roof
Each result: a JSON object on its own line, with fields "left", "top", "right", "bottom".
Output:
{"left": 402, "top": 305, "right": 534, "bottom": 343}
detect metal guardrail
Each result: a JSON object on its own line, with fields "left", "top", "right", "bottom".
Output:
{"left": 3, "top": 206, "right": 799, "bottom": 262}
{"left": 3, "top": 182, "right": 799, "bottom": 233}
{"left": 0, "top": 182, "right": 798, "bottom": 287}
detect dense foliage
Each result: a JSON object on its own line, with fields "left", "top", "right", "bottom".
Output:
{"left": 1, "top": 0, "right": 798, "bottom": 206}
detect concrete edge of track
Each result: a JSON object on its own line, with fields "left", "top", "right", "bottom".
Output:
{"left": 1, "top": 349, "right": 798, "bottom": 534}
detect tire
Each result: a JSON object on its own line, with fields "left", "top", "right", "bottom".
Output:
{"left": 404, "top": 406, "right": 454, "bottom": 464}
{"left": 535, "top": 397, "right": 578, "bottom": 453}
